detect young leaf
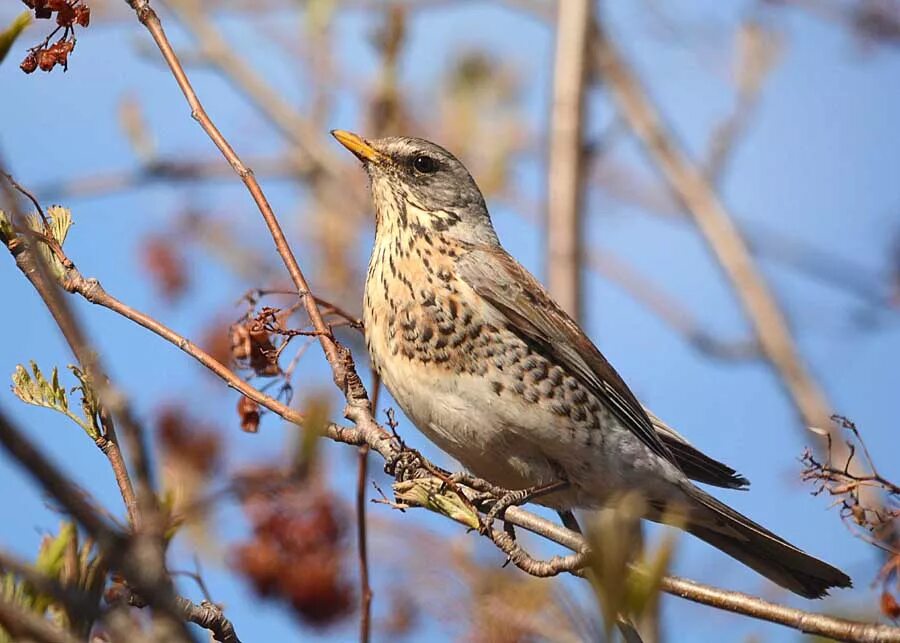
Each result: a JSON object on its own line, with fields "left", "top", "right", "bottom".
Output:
{"left": 0, "top": 210, "right": 13, "bottom": 246}
{"left": 11, "top": 362, "right": 100, "bottom": 439}
{"left": 23, "top": 205, "right": 73, "bottom": 280}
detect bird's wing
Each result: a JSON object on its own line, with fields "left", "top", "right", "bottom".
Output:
{"left": 456, "top": 245, "right": 675, "bottom": 466}
{"left": 645, "top": 408, "right": 749, "bottom": 489}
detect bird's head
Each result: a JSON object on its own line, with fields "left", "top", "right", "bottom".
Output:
{"left": 331, "top": 130, "right": 499, "bottom": 246}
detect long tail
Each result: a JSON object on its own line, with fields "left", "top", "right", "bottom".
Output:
{"left": 680, "top": 488, "right": 852, "bottom": 599}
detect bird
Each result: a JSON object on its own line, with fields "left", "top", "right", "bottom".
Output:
{"left": 331, "top": 129, "right": 851, "bottom": 599}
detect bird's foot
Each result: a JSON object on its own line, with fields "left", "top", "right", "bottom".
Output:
{"left": 482, "top": 488, "right": 532, "bottom": 536}
{"left": 480, "top": 480, "right": 571, "bottom": 538}
{"left": 384, "top": 447, "right": 425, "bottom": 482}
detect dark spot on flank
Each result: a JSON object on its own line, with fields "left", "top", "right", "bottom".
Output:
{"left": 491, "top": 381, "right": 504, "bottom": 396}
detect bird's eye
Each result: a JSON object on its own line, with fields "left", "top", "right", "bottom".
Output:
{"left": 412, "top": 155, "right": 438, "bottom": 174}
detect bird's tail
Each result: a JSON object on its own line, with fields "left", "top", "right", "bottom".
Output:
{"left": 680, "top": 488, "right": 852, "bottom": 598}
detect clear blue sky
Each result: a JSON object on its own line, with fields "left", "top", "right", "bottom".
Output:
{"left": 1, "top": 1, "right": 899, "bottom": 641}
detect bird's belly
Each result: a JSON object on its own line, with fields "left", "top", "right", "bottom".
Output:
{"left": 377, "top": 359, "right": 552, "bottom": 490}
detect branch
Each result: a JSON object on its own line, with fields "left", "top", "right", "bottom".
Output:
{"left": 588, "top": 250, "right": 760, "bottom": 360}
{"left": 590, "top": 19, "right": 833, "bottom": 431}
{"left": 122, "top": 587, "right": 242, "bottom": 643}
{"left": 0, "top": 408, "right": 194, "bottom": 642}
{"left": 176, "top": 597, "right": 241, "bottom": 643}
{"left": 0, "top": 594, "right": 81, "bottom": 643}
{"left": 546, "top": 0, "right": 591, "bottom": 319}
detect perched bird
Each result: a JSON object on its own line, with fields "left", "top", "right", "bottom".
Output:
{"left": 331, "top": 129, "right": 851, "bottom": 598}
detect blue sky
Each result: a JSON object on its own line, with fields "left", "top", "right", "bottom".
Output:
{"left": 1, "top": 1, "right": 899, "bottom": 641}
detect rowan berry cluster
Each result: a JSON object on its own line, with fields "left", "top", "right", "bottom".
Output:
{"left": 19, "top": 0, "right": 91, "bottom": 73}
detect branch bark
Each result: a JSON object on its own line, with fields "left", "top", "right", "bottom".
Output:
{"left": 546, "top": 0, "right": 591, "bottom": 320}
{"left": 0, "top": 594, "right": 81, "bottom": 643}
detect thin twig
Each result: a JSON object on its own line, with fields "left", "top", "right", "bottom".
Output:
{"left": 122, "top": 0, "right": 392, "bottom": 468}
{"left": 356, "top": 446, "right": 373, "bottom": 643}
{"left": 357, "top": 372, "right": 380, "bottom": 643}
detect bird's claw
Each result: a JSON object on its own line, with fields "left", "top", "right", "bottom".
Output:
{"left": 384, "top": 448, "right": 423, "bottom": 482}
{"left": 481, "top": 488, "right": 532, "bottom": 537}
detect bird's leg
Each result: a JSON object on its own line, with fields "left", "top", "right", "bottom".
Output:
{"left": 558, "top": 510, "right": 582, "bottom": 534}
{"left": 482, "top": 480, "right": 570, "bottom": 535}
{"left": 445, "top": 471, "right": 505, "bottom": 500}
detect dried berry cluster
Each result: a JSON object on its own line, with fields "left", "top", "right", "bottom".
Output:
{"left": 156, "top": 406, "right": 223, "bottom": 477}
{"left": 231, "top": 310, "right": 283, "bottom": 378}
{"left": 237, "top": 395, "right": 261, "bottom": 433}
{"left": 232, "top": 471, "right": 353, "bottom": 627}
{"left": 20, "top": 0, "right": 90, "bottom": 73}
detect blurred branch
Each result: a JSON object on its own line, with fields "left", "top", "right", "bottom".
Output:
{"left": 591, "top": 159, "right": 891, "bottom": 309}
{"left": 588, "top": 250, "right": 760, "bottom": 360}
{"left": 704, "top": 21, "right": 782, "bottom": 186}
{"left": 546, "top": 0, "right": 591, "bottom": 320}
{"left": 164, "top": 0, "right": 364, "bottom": 209}
{"left": 771, "top": 0, "right": 900, "bottom": 49}
{"left": 0, "top": 407, "right": 194, "bottom": 642}
{"left": 0, "top": 594, "right": 81, "bottom": 643}
{"left": 0, "top": 550, "right": 100, "bottom": 621}
{"left": 591, "top": 18, "right": 834, "bottom": 431}
{"left": 35, "top": 155, "right": 300, "bottom": 202}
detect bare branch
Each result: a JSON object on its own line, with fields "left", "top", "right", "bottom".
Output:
{"left": 546, "top": 0, "right": 591, "bottom": 319}
{"left": 0, "top": 408, "right": 194, "bottom": 642}
{"left": 590, "top": 18, "right": 833, "bottom": 431}
{"left": 588, "top": 250, "right": 759, "bottom": 360}
{"left": 0, "top": 594, "right": 81, "bottom": 643}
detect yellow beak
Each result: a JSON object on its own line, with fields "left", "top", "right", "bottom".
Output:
{"left": 331, "top": 130, "right": 385, "bottom": 164}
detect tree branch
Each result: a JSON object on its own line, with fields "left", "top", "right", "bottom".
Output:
{"left": 0, "top": 594, "right": 81, "bottom": 643}
{"left": 0, "top": 408, "right": 194, "bottom": 642}
{"left": 546, "top": 0, "right": 591, "bottom": 320}
{"left": 590, "top": 19, "right": 833, "bottom": 431}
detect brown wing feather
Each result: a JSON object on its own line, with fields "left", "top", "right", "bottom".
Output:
{"left": 456, "top": 245, "right": 675, "bottom": 466}
{"left": 646, "top": 409, "right": 749, "bottom": 489}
